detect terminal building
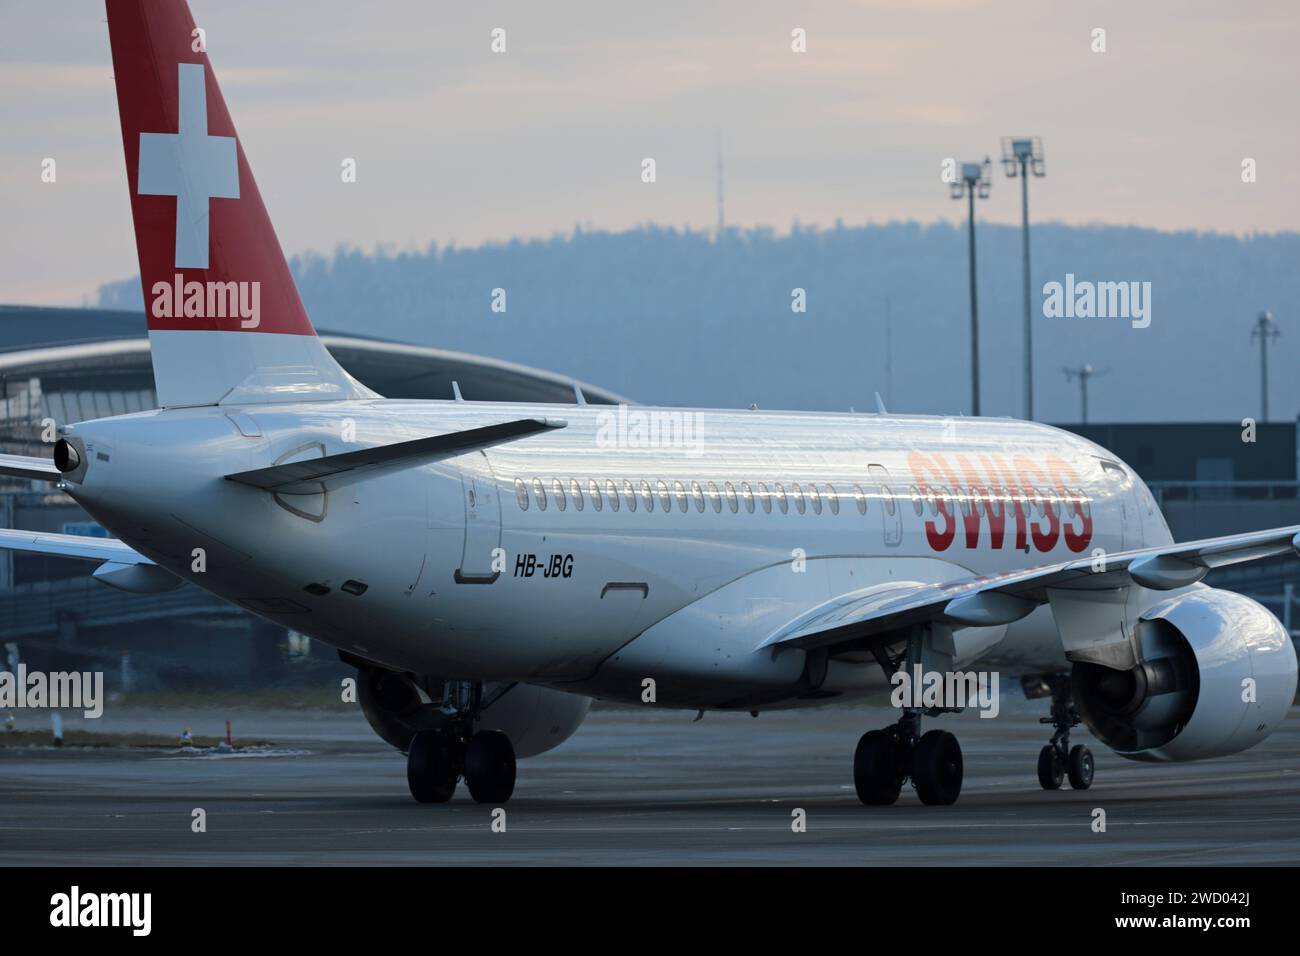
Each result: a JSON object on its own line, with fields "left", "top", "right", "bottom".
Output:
{"left": 2, "top": 305, "right": 1297, "bottom": 688}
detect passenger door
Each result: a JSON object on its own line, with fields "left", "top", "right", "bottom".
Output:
{"left": 869, "top": 463, "right": 902, "bottom": 547}
{"left": 457, "top": 451, "right": 502, "bottom": 582}
{"left": 1100, "top": 461, "right": 1132, "bottom": 552}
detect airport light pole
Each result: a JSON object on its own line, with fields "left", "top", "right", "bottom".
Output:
{"left": 1250, "top": 311, "right": 1279, "bottom": 422}
{"left": 1063, "top": 364, "right": 1107, "bottom": 424}
{"left": 1002, "top": 137, "right": 1045, "bottom": 420}
{"left": 951, "top": 158, "right": 992, "bottom": 417}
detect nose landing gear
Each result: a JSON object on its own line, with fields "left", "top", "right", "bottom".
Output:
{"left": 1036, "top": 674, "right": 1094, "bottom": 791}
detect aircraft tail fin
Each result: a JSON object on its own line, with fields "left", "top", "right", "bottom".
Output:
{"left": 105, "top": 0, "right": 370, "bottom": 407}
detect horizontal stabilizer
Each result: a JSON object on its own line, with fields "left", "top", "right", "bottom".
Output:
{"left": 0, "top": 453, "right": 61, "bottom": 483}
{"left": 0, "top": 529, "right": 180, "bottom": 594}
{"left": 225, "top": 417, "right": 567, "bottom": 494}
{"left": 0, "top": 528, "right": 153, "bottom": 564}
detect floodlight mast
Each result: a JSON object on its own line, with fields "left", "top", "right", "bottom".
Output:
{"left": 1063, "top": 363, "right": 1107, "bottom": 424}
{"left": 951, "top": 157, "right": 992, "bottom": 417}
{"left": 1251, "top": 310, "right": 1280, "bottom": 422}
{"left": 1002, "top": 137, "right": 1045, "bottom": 421}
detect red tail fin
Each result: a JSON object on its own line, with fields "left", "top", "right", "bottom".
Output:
{"left": 106, "top": 0, "right": 366, "bottom": 406}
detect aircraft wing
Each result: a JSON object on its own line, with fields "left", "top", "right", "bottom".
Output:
{"left": 225, "top": 417, "right": 567, "bottom": 494}
{"left": 0, "top": 453, "right": 61, "bottom": 483}
{"left": 763, "top": 524, "right": 1300, "bottom": 654}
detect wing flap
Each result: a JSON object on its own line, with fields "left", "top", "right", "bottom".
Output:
{"left": 224, "top": 417, "right": 567, "bottom": 493}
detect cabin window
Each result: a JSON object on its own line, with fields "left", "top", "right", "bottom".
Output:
{"left": 515, "top": 478, "right": 529, "bottom": 511}
{"left": 640, "top": 479, "right": 655, "bottom": 512}
{"left": 853, "top": 483, "right": 867, "bottom": 515}
{"left": 532, "top": 478, "right": 547, "bottom": 511}
{"left": 673, "top": 480, "right": 689, "bottom": 512}
{"left": 707, "top": 481, "right": 722, "bottom": 513}
{"left": 910, "top": 486, "right": 924, "bottom": 516}
{"left": 623, "top": 478, "right": 637, "bottom": 512}
{"left": 826, "top": 484, "right": 839, "bottom": 515}
{"left": 656, "top": 479, "right": 672, "bottom": 512}
{"left": 757, "top": 482, "right": 772, "bottom": 514}
{"left": 792, "top": 482, "right": 806, "bottom": 514}
{"left": 808, "top": 484, "right": 822, "bottom": 515}
{"left": 724, "top": 481, "right": 739, "bottom": 513}
{"left": 605, "top": 478, "right": 619, "bottom": 512}
{"left": 774, "top": 482, "right": 789, "bottom": 514}
{"left": 552, "top": 478, "right": 567, "bottom": 511}
{"left": 588, "top": 479, "right": 602, "bottom": 512}
{"left": 691, "top": 480, "right": 706, "bottom": 512}
{"left": 570, "top": 478, "right": 584, "bottom": 511}
{"left": 741, "top": 481, "right": 755, "bottom": 513}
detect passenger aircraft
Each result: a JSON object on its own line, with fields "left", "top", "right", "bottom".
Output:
{"left": 2, "top": 0, "right": 1296, "bottom": 806}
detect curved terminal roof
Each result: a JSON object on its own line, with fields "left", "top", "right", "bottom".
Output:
{"left": 0, "top": 304, "right": 628, "bottom": 407}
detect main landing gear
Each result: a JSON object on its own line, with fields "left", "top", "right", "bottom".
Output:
{"left": 406, "top": 682, "right": 517, "bottom": 804}
{"left": 854, "top": 715, "right": 964, "bottom": 806}
{"left": 1035, "top": 674, "right": 1094, "bottom": 791}
{"left": 854, "top": 626, "right": 965, "bottom": 806}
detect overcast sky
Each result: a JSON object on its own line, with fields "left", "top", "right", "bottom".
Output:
{"left": 2, "top": 0, "right": 1297, "bottom": 305}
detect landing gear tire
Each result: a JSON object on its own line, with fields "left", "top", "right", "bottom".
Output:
{"left": 1037, "top": 744, "right": 1064, "bottom": 790}
{"left": 1067, "top": 745, "right": 1095, "bottom": 790}
{"left": 912, "top": 729, "right": 963, "bottom": 806}
{"left": 464, "top": 730, "right": 517, "bottom": 804}
{"left": 407, "top": 731, "right": 458, "bottom": 803}
{"left": 854, "top": 728, "right": 904, "bottom": 806}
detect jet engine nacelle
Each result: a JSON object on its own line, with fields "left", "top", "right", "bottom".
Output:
{"left": 474, "top": 682, "right": 591, "bottom": 758}
{"left": 356, "top": 667, "right": 589, "bottom": 758}
{"left": 1073, "top": 588, "right": 1297, "bottom": 762}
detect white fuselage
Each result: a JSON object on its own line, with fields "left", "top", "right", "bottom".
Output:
{"left": 62, "top": 399, "right": 1171, "bottom": 709}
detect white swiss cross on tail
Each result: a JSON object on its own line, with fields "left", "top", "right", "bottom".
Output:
{"left": 137, "top": 63, "right": 239, "bottom": 270}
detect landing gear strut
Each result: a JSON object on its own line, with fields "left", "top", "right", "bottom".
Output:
{"left": 405, "top": 681, "right": 517, "bottom": 804}
{"left": 1036, "top": 674, "right": 1093, "bottom": 791}
{"left": 854, "top": 628, "right": 965, "bottom": 807}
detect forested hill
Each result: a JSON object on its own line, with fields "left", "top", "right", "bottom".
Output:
{"left": 98, "top": 222, "right": 1300, "bottom": 422}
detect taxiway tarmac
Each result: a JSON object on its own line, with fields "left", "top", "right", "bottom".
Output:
{"left": 1, "top": 702, "right": 1297, "bottom": 865}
